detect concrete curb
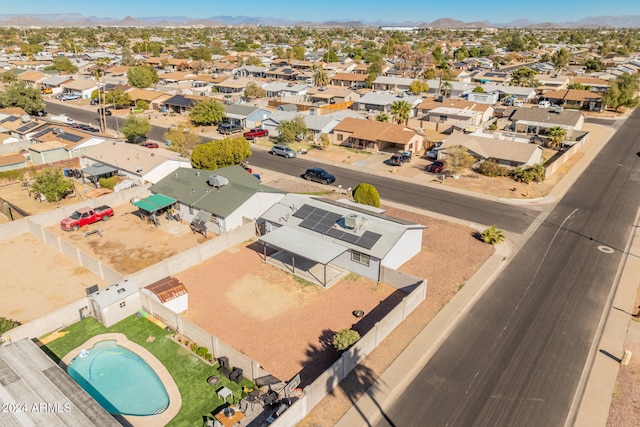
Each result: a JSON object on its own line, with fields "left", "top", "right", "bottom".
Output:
{"left": 336, "top": 240, "right": 513, "bottom": 427}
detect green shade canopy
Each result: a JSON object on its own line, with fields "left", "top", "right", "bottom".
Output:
{"left": 132, "top": 194, "right": 176, "bottom": 213}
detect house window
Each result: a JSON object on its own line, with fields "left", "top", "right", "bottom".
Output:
{"left": 337, "top": 134, "right": 343, "bottom": 142}
{"left": 439, "top": 115, "right": 448, "bottom": 122}
{"left": 351, "top": 251, "right": 370, "bottom": 266}
{"left": 119, "top": 301, "right": 126, "bottom": 308}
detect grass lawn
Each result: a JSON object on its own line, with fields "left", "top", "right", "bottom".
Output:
{"left": 42, "top": 315, "right": 255, "bottom": 426}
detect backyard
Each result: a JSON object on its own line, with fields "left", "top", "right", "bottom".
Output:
{"left": 42, "top": 314, "right": 255, "bottom": 427}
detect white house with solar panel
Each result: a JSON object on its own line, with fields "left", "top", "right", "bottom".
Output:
{"left": 258, "top": 194, "right": 425, "bottom": 287}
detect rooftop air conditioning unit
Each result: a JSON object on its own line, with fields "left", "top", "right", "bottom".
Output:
{"left": 208, "top": 175, "right": 229, "bottom": 188}
{"left": 344, "top": 214, "right": 364, "bottom": 230}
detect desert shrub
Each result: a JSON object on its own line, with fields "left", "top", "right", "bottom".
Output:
{"left": 511, "top": 164, "right": 544, "bottom": 184}
{"left": 205, "top": 353, "right": 213, "bottom": 361}
{"left": 352, "top": 182, "right": 380, "bottom": 208}
{"left": 482, "top": 225, "right": 505, "bottom": 245}
{"left": 0, "top": 317, "right": 21, "bottom": 335}
{"left": 190, "top": 343, "right": 198, "bottom": 352}
{"left": 332, "top": 328, "right": 361, "bottom": 351}
{"left": 196, "top": 346, "right": 208, "bottom": 357}
{"left": 98, "top": 176, "right": 119, "bottom": 190}
{"left": 477, "top": 161, "right": 510, "bottom": 177}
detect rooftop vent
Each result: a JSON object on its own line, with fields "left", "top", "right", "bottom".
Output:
{"left": 207, "top": 175, "right": 229, "bottom": 188}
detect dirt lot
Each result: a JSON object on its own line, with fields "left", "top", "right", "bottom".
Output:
{"left": 0, "top": 233, "right": 108, "bottom": 323}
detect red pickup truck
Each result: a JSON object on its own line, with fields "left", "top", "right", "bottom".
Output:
{"left": 60, "top": 205, "right": 114, "bottom": 231}
{"left": 243, "top": 128, "right": 269, "bottom": 140}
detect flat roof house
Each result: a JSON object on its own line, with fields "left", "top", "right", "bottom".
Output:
{"left": 332, "top": 117, "right": 424, "bottom": 153}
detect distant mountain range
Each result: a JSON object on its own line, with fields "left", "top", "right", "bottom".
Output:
{"left": 0, "top": 13, "right": 639, "bottom": 28}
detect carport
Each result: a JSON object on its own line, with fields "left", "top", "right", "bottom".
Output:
{"left": 80, "top": 162, "right": 117, "bottom": 188}
{"left": 131, "top": 194, "right": 177, "bottom": 226}
{"left": 259, "top": 227, "right": 347, "bottom": 287}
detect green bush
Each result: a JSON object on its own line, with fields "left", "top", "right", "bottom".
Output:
{"left": 0, "top": 317, "right": 21, "bottom": 335}
{"left": 98, "top": 176, "right": 119, "bottom": 190}
{"left": 196, "top": 346, "right": 208, "bottom": 357}
{"left": 332, "top": 328, "right": 361, "bottom": 351}
{"left": 205, "top": 353, "right": 213, "bottom": 361}
{"left": 477, "top": 161, "right": 510, "bottom": 177}
{"left": 190, "top": 343, "right": 198, "bottom": 352}
{"left": 352, "top": 182, "right": 380, "bottom": 208}
{"left": 184, "top": 340, "right": 190, "bottom": 347}
{"left": 511, "top": 164, "right": 544, "bottom": 184}
{"left": 482, "top": 226, "right": 505, "bottom": 245}
{"left": 136, "top": 100, "right": 149, "bottom": 110}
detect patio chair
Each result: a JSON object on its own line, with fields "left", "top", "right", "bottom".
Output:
{"left": 217, "top": 356, "right": 232, "bottom": 378}
{"left": 229, "top": 367, "right": 243, "bottom": 384}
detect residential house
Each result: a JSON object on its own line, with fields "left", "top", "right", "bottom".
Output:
{"left": 306, "top": 86, "right": 360, "bottom": 105}
{"left": 371, "top": 76, "right": 415, "bottom": 92}
{"left": 60, "top": 79, "right": 99, "bottom": 99}
{"left": 213, "top": 76, "right": 255, "bottom": 94}
{"left": 223, "top": 104, "right": 271, "bottom": 129}
{"left": 27, "top": 141, "right": 68, "bottom": 165}
{"left": 29, "top": 125, "right": 107, "bottom": 157}
{"left": 261, "top": 110, "right": 362, "bottom": 140}
{"left": 480, "top": 84, "right": 537, "bottom": 103}
{"left": 333, "top": 117, "right": 424, "bottom": 153}
{"left": 416, "top": 97, "right": 494, "bottom": 129}
{"left": 331, "top": 73, "right": 368, "bottom": 88}
{"left": 263, "top": 82, "right": 311, "bottom": 98}
{"left": 39, "top": 75, "right": 74, "bottom": 95}
{"left": 510, "top": 107, "right": 584, "bottom": 136}
{"left": 536, "top": 74, "right": 570, "bottom": 91}
{"left": 80, "top": 141, "right": 192, "bottom": 185}
{"left": 265, "top": 67, "right": 301, "bottom": 81}
{"left": 125, "top": 88, "right": 168, "bottom": 109}
{"left": 436, "top": 132, "right": 543, "bottom": 168}
{"left": 149, "top": 165, "right": 284, "bottom": 234}
{"left": 17, "top": 70, "right": 46, "bottom": 87}
{"left": 258, "top": 194, "right": 425, "bottom": 285}
{"left": 0, "top": 152, "right": 27, "bottom": 172}
{"left": 352, "top": 92, "right": 422, "bottom": 115}
{"left": 234, "top": 66, "right": 268, "bottom": 78}
{"left": 540, "top": 89, "right": 602, "bottom": 111}
{"left": 162, "top": 94, "right": 207, "bottom": 114}
{"left": 570, "top": 77, "right": 610, "bottom": 93}
{"left": 470, "top": 70, "right": 510, "bottom": 85}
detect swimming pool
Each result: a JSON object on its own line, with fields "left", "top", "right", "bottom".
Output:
{"left": 67, "top": 340, "right": 169, "bottom": 416}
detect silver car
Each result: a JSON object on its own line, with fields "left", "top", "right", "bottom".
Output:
{"left": 270, "top": 145, "right": 297, "bottom": 158}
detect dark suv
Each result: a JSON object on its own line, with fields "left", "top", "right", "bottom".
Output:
{"left": 304, "top": 167, "right": 336, "bottom": 185}
{"left": 217, "top": 123, "right": 243, "bottom": 135}
{"left": 388, "top": 150, "right": 412, "bottom": 166}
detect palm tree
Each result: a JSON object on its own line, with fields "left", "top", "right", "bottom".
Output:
{"left": 390, "top": 100, "right": 412, "bottom": 125}
{"left": 313, "top": 68, "right": 329, "bottom": 87}
{"left": 442, "top": 81, "right": 453, "bottom": 99}
{"left": 546, "top": 126, "right": 566, "bottom": 149}
{"left": 482, "top": 226, "right": 505, "bottom": 245}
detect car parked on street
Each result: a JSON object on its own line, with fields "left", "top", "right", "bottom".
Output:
{"left": 141, "top": 142, "right": 159, "bottom": 148}
{"left": 130, "top": 106, "right": 144, "bottom": 114}
{"left": 217, "top": 123, "right": 243, "bottom": 135}
{"left": 269, "top": 144, "right": 297, "bottom": 158}
{"left": 304, "top": 167, "right": 336, "bottom": 184}
{"left": 427, "top": 160, "right": 445, "bottom": 173}
{"left": 244, "top": 128, "right": 269, "bottom": 140}
{"left": 97, "top": 107, "right": 112, "bottom": 116}
{"left": 56, "top": 93, "right": 81, "bottom": 101}
{"left": 71, "top": 124, "right": 100, "bottom": 133}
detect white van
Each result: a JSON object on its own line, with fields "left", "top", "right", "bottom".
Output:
{"left": 49, "top": 115, "right": 76, "bottom": 125}
{"left": 538, "top": 101, "right": 551, "bottom": 108}
{"left": 513, "top": 100, "right": 523, "bottom": 107}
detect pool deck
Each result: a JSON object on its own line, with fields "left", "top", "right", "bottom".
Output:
{"left": 61, "top": 333, "right": 182, "bottom": 427}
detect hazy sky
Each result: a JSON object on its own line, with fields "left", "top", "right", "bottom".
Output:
{"left": 1, "top": 0, "right": 640, "bottom": 23}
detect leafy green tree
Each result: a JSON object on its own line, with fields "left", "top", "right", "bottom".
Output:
{"left": 0, "top": 71, "right": 18, "bottom": 84}
{"left": 551, "top": 48, "right": 571, "bottom": 71}
{"left": 45, "top": 56, "right": 78, "bottom": 74}
{"left": 189, "top": 99, "right": 225, "bottom": 126}
{"left": 30, "top": 168, "right": 74, "bottom": 204}
{"left": 567, "top": 82, "right": 586, "bottom": 90}
{"left": 19, "top": 43, "right": 43, "bottom": 57}
{"left": 0, "top": 81, "right": 45, "bottom": 115}
{"left": 509, "top": 67, "right": 540, "bottom": 88}
{"left": 190, "top": 46, "right": 212, "bottom": 61}
{"left": 191, "top": 137, "right": 251, "bottom": 170}
{"left": 352, "top": 183, "right": 380, "bottom": 208}
{"left": 408, "top": 80, "right": 429, "bottom": 94}
{"left": 546, "top": 126, "right": 566, "bottom": 149}
{"left": 277, "top": 115, "right": 308, "bottom": 144}
{"left": 472, "top": 86, "right": 485, "bottom": 93}
{"left": 481, "top": 226, "right": 505, "bottom": 245}
{"left": 585, "top": 57, "right": 603, "bottom": 72}
{"left": 121, "top": 115, "right": 151, "bottom": 143}
{"left": 245, "top": 56, "right": 263, "bottom": 66}
{"left": 322, "top": 50, "right": 339, "bottom": 63}
{"left": 163, "top": 123, "right": 200, "bottom": 156}
{"left": 333, "top": 328, "right": 361, "bottom": 351}
{"left": 289, "top": 46, "right": 305, "bottom": 60}
{"left": 244, "top": 82, "right": 265, "bottom": 99}
{"left": 0, "top": 316, "right": 21, "bottom": 335}
{"left": 390, "top": 100, "right": 412, "bottom": 125}
{"left": 127, "top": 65, "right": 159, "bottom": 88}
{"left": 376, "top": 112, "right": 390, "bottom": 122}
{"left": 313, "top": 68, "right": 329, "bottom": 87}
{"left": 136, "top": 100, "right": 149, "bottom": 110}
{"left": 505, "top": 32, "right": 525, "bottom": 52}
{"left": 601, "top": 73, "right": 640, "bottom": 112}
{"left": 104, "top": 90, "right": 132, "bottom": 108}
{"left": 444, "top": 145, "right": 475, "bottom": 174}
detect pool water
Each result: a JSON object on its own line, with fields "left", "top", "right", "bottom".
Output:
{"left": 67, "top": 340, "right": 169, "bottom": 416}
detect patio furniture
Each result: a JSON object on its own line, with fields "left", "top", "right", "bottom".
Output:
{"left": 218, "top": 356, "right": 232, "bottom": 378}
{"left": 262, "top": 389, "right": 279, "bottom": 407}
{"left": 214, "top": 405, "right": 245, "bottom": 427}
{"left": 229, "top": 367, "right": 243, "bottom": 384}
{"left": 207, "top": 375, "right": 220, "bottom": 386}
{"left": 217, "top": 386, "right": 233, "bottom": 403}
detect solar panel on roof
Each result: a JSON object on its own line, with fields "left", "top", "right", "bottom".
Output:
{"left": 299, "top": 218, "right": 316, "bottom": 230}
{"left": 340, "top": 233, "right": 359, "bottom": 244}
{"left": 312, "top": 223, "right": 333, "bottom": 234}
{"left": 292, "top": 204, "right": 314, "bottom": 219}
{"left": 31, "top": 129, "right": 52, "bottom": 139}
{"left": 354, "top": 231, "right": 382, "bottom": 250}
{"left": 326, "top": 228, "right": 345, "bottom": 239}
{"left": 60, "top": 133, "right": 83, "bottom": 142}
{"left": 0, "top": 116, "right": 18, "bottom": 123}
{"left": 17, "top": 122, "right": 38, "bottom": 132}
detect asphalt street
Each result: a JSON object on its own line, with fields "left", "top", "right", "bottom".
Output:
{"left": 376, "top": 109, "right": 640, "bottom": 426}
